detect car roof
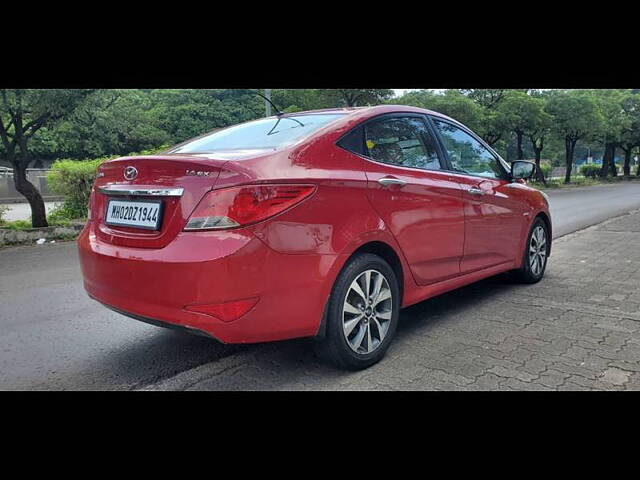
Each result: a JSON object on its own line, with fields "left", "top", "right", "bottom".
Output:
{"left": 279, "top": 104, "right": 457, "bottom": 124}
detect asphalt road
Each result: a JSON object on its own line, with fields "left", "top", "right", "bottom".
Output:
{"left": 1, "top": 182, "right": 640, "bottom": 390}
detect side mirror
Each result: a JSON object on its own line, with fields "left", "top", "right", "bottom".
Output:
{"left": 511, "top": 161, "right": 536, "bottom": 180}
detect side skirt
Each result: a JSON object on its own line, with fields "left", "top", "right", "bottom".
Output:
{"left": 401, "top": 260, "right": 516, "bottom": 308}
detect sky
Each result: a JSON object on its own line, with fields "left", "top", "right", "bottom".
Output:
{"left": 393, "top": 89, "right": 445, "bottom": 97}
{"left": 393, "top": 89, "right": 416, "bottom": 97}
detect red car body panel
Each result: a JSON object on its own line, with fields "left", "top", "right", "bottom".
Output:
{"left": 78, "top": 105, "right": 551, "bottom": 343}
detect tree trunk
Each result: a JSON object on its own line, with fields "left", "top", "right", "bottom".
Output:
{"left": 533, "top": 148, "right": 546, "bottom": 186}
{"left": 564, "top": 138, "right": 574, "bottom": 184}
{"left": 623, "top": 147, "right": 632, "bottom": 176}
{"left": 12, "top": 161, "right": 48, "bottom": 228}
{"left": 516, "top": 130, "right": 524, "bottom": 160}
{"left": 610, "top": 145, "right": 617, "bottom": 177}
{"left": 599, "top": 143, "right": 614, "bottom": 178}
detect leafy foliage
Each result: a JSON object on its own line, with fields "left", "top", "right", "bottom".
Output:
{"left": 46, "top": 144, "right": 171, "bottom": 220}
{"left": 580, "top": 164, "right": 601, "bottom": 178}
{"left": 0, "top": 204, "right": 8, "bottom": 225}
{"left": 47, "top": 158, "right": 106, "bottom": 219}
{"left": 539, "top": 162, "right": 552, "bottom": 180}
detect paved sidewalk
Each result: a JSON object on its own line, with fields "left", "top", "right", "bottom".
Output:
{"left": 144, "top": 210, "right": 640, "bottom": 391}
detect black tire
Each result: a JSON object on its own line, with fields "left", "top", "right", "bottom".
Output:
{"left": 314, "top": 253, "right": 400, "bottom": 370}
{"left": 511, "top": 217, "right": 550, "bottom": 284}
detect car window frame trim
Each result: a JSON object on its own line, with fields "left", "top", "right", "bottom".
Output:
{"left": 426, "top": 114, "right": 511, "bottom": 181}
{"left": 335, "top": 112, "right": 448, "bottom": 174}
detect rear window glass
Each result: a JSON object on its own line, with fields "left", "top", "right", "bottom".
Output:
{"left": 169, "top": 114, "right": 344, "bottom": 153}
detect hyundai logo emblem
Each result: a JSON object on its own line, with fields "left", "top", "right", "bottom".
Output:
{"left": 124, "top": 166, "right": 138, "bottom": 181}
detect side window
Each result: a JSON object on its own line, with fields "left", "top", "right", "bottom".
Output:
{"left": 433, "top": 119, "right": 505, "bottom": 179}
{"left": 363, "top": 116, "right": 442, "bottom": 170}
{"left": 337, "top": 126, "right": 364, "bottom": 155}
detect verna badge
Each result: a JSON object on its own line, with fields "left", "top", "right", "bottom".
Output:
{"left": 124, "top": 166, "right": 138, "bottom": 180}
{"left": 186, "top": 170, "right": 211, "bottom": 177}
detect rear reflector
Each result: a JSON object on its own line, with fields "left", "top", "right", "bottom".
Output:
{"left": 185, "top": 297, "right": 259, "bottom": 323}
{"left": 184, "top": 184, "right": 316, "bottom": 231}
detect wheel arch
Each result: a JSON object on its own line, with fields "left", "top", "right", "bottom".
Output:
{"left": 314, "top": 240, "right": 406, "bottom": 340}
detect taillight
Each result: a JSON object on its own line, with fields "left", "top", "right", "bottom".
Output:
{"left": 184, "top": 184, "right": 316, "bottom": 231}
{"left": 87, "top": 189, "right": 95, "bottom": 221}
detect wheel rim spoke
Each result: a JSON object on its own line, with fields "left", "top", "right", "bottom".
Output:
{"left": 374, "top": 288, "right": 391, "bottom": 307}
{"left": 351, "top": 323, "right": 367, "bottom": 351}
{"left": 366, "top": 323, "right": 373, "bottom": 353}
{"left": 350, "top": 280, "right": 367, "bottom": 302}
{"left": 343, "top": 314, "right": 364, "bottom": 337}
{"left": 343, "top": 300, "right": 361, "bottom": 315}
{"left": 363, "top": 271, "right": 372, "bottom": 300}
{"left": 371, "top": 273, "right": 383, "bottom": 304}
{"left": 372, "top": 317, "right": 386, "bottom": 343}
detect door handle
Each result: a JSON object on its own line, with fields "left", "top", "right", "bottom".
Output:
{"left": 378, "top": 177, "right": 407, "bottom": 187}
{"left": 467, "top": 188, "right": 485, "bottom": 195}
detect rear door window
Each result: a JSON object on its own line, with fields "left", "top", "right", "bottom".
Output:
{"left": 363, "top": 116, "right": 442, "bottom": 171}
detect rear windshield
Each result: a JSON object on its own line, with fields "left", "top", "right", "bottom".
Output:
{"left": 169, "top": 114, "right": 344, "bottom": 153}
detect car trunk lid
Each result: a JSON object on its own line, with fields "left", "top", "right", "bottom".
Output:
{"left": 92, "top": 155, "right": 228, "bottom": 249}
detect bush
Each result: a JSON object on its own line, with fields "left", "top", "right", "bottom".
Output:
{"left": 0, "top": 204, "right": 8, "bottom": 225}
{"left": 580, "top": 164, "right": 600, "bottom": 178}
{"left": 46, "top": 145, "right": 170, "bottom": 221}
{"left": 47, "top": 158, "right": 106, "bottom": 220}
{"left": 539, "top": 163, "right": 552, "bottom": 180}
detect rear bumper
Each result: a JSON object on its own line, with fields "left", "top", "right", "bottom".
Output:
{"left": 77, "top": 223, "right": 342, "bottom": 343}
{"left": 99, "top": 301, "right": 217, "bottom": 340}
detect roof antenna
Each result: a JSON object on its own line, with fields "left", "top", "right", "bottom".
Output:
{"left": 255, "top": 91, "right": 285, "bottom": 116}
{"left": 254, "top": 90, "right": 305, "bottom": 134}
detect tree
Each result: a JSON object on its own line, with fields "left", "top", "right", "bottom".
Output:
{"left": 271, "top": 89, "right": 335, "bottom": 112}
{"left": 394, "top": 89, "right": 484, "bottom": 131}
{"left": 498, "top": 91, "right": 548, "bottom": 160}
{"left": 458, "top": 89, "right": 508, "bottom": 109}
{"left": 527, "top": 104, "right": 553, "bottom": 185}
{"left": 47, "top": 90, "right": 170, "bottom": 159}
{"left": 0, "top": 89, "right": 95, "bottom": 227}
{"left": 457, "top": 89, "right": 511, "bottom": 151}
{"left": 545, "top": 90, "right": 603, "bottom": 184}
{"left": 588, "top": 89, "right": 630, "bottom": 178}
{"left": 324, "top": 89, "right": 393, "bottom": 107}
{"left": 612, "top": 91, "right": 640, "bottom": 176}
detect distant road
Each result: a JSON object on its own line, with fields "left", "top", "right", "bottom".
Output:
{"left": 546, "top": 182, "right": 640, "bottom": 238}
{"left": 1, "top": 181, "right": 640, "bottom": 390}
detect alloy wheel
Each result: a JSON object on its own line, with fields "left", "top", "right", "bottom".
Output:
{"left": 342, "top": 269, "right": 393, "bottom": 354}
{"left": 529, "top": 225, "right": 547, "bottom": 276}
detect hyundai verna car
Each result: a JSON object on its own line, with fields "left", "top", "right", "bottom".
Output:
{"left": 78, "top": 105, "right": 551, "bottom": 369}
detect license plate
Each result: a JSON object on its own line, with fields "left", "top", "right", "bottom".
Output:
{"left": 105, "top": 199, "right": 163, "bottom": 230}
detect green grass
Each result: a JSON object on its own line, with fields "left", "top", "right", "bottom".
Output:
{"left": 0, "top": 218, "right": 78, "bottom": 230}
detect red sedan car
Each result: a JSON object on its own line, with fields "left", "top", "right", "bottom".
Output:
{"left": 78, "top": 105, "right": 551, "bottom": 369}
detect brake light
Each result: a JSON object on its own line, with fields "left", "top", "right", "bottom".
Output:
{"left": 184, "top": 184, "right": 316, "bottom": 231}
{"left": 87, "top": 189, "right": 95, "bottom": 221}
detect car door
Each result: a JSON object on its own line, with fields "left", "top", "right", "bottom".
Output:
{"left": 430, "top": 117, "right": 524, "bottom": 274}
{"left": 348, "top": 114, "right": 466, "bottom": 286}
